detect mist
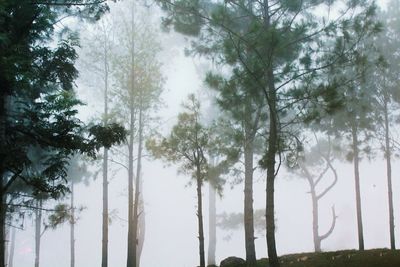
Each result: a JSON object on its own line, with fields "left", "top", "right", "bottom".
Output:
{"left": 2, "top": 0, "right": 400, "bottom": 267}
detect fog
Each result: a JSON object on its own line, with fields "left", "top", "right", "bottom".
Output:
{"left": 5, "top": 0, "right": 400, "bottom": 267}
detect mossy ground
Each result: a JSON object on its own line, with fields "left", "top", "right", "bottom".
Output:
{"left": 221, "top": 249, "right": 400, "bottom": 267}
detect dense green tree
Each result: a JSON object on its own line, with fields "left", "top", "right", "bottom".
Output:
{"left": 0, "top": 1, "right": 125, "bottom": 266}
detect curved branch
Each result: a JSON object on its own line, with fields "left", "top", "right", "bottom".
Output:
{"left": 317, "top": 153, "right": 338, "bottom": 200}
{"left": 319, "top": 206, "right": 337, "bottom": 241}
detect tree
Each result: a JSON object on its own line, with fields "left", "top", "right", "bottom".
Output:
{"left": 147, "top": 94, "right": 209, "bottom": 267}
{"left": 290, "top": 136, "right": 339, "bottom": 252}
{"left": 315, "top": 33, "right": 383, "bottom": 250}
{"left": 206, "top": 70, "right": 266, "bottom": 266}
{"left": 156, "top": 1, "right": 380, "bottom": 265}
{"left": 0, "top": 1, "right": 125, "bottom": 266}
{"left": 108, "top": 3, "right": 164, "bottom": 266}
{"left": 65, "top": 156, "right": 91, "bottom": 267}
{"left": 79, "top": 14, "right": 116, "bottom": 266}
{"left": 371, "top": 1, "right": 400, "bottom": 250}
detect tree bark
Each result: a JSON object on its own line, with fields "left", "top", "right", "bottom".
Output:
{"left": 207, "top": 182, "right": 216, "bottom": 266}
{"left": 0, "top": 92, "right": 7, "bottom": 267}
{"left": 132, "top": 107, "right": 143, "bottom": 267}
{"left": 126, "top": 104, "right": 135, "bottom": 267}
{"left": 101, "top": 24, "right": 110, "bottom": 267}
{"left": 243, "top": 136, "right": 256, "bottom": 265}
{"left": 7, "top": 227, "right": 15, "bottom": 267}
{"left": 136, "top": 181, "right": 145, "bottom": 267}
{"left": 127, "top": 3, "right": 136, "bottom": 266}
{"left": 351, "top": 124, "right": 364, "bottom": 251}
{"left": 34, "top": 199, "right": 43, "bottom": 267}
{"left": 309, "top": 182, "right": 320, "bottom": 252}
{"left": 383, "top": 96, "right": 395, "bottom": 249}
{"left": 0, "top": 186, "right": 5, "bottom": 267}
{"left": 262, "top": 1, "right": 280, "bottom": 266}
{"left": 196, "top": 165, "right": 205, "bottom": 267}
{"left": 70, "top": 182, "right": 75, "bottom": 267}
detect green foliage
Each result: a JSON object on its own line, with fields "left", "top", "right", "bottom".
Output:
{"left": 147, "top": 94, "right": 209, "bottom": 181}
{"left": 0, "top": 0, "right": 125, "bottom": 210}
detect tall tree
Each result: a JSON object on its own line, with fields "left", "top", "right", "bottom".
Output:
{"left": 316, "top": 34, "right": 383, "bottom": 250}
{"left": 206, "top": 71, "right": 266, "bottom": 266}
{"left": 147, "top": 94, "right": 210, "bottom": 267}
{"left": 371, "top": 1, "right": 400, "bottom": 250}
{"left": 79, "top": 15, "right": 116, "bottom": 266}
{"left": 109, "top": 3, "right": 164, "bottom": 266}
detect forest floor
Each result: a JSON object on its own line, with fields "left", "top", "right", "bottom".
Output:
{"left": 253, "top": 249, "right": 400, "bottom": 267}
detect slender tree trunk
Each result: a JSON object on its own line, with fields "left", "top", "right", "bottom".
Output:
{"left": 70, "top": 182, "right": 75, "bottom": 267}
{"left": 0, "top": 190, "right": 5, "bottom": 267}
{"left": 132, "top": 107, "right": 143, "bottom": 267}
{"left": 136, "top": 181, "right": 145, "bottom": 267}
{"left": 101, "top": 28, "right": 110, "bottom": 267}
{"left": 127, "top": 3, "right": 136, "bottom": 266}
{"left": 102, "top": 148, "right": 109, "bottom": 267}
{"left": 4, "top": 227, "right": 8, "bottom": 267}
{"left": 383, "top": 97, "right": 395, "bottom": 249}
{"left": 351, "top": 124, "right": 364, "bottom": 251}
{"left": 196, "top": 165, "right": 205, "bottom": 267}
{"left": 207, "top": 182, "right": 216, "bottom": 266}
{"left": 0, "top": 197, "right": 4, "bottom": 267}
{"left": 34, "top": 199, "right": 43, "bottom": 267}
{"left": 243, "top": 137, "right": 256, "bottom": 266}
{"left": 127, "top": 104, "right": 135, "bottom": 267}
{"left": 7, "top": 227, "right": 15, "bottom": 267}
{"left": 262, "top": 1, "right": 280, "bottom": 266}
{"left": 0, "top": 93, "right": 7, "bottom": 267}
{"left": 310, "top": 185, "right": 320, "bottom": 252}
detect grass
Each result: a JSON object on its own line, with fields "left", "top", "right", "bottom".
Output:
{"left": 222, "top": 249, "right": 400, "bottom": 267}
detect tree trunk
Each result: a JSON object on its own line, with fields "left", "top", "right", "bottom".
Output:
{"left": 243, "top": 137, "right": 256, "bottom": 265}
{"left": 7, "top": 227, "right": 15, "bottom": 267}
{"left": 383, "top": 97, "right": 395, "bottom": 249}
{"left": 70, "top": 182, "right": 75, "bottom": 267}
{"left": 34, "top": 199, "right": 43, "bottom": 267}
{"left": 351, "top": 124, "right": 364, "bottom": 251}
{"left": 264, "top": 62, "right": 280, "bottom": 267}
{"left": 262, "top": 1, "right": 280, "bottom": 266}
{"left": 132, "top": 107, "right": 144, "bottom": 267}
{"left": 101, "top": 26, "right": 110, "bottom": 267}
{"left": 102, "top": 147, "right": 109, "bottom": 267}
{"left": 196, "top": 165, "right": 205, "bottom": 267}
{"left": 310, "top": 185, "right": 320, "bottom": 252}
{"left": 136, "top": 183, "right": 145, "bottom": 267}
{"left": 0, "top": 190, "right": 5, "bottom": 267}
{"left": 127, "top": 3, "right": 136, "bottom": 266}
{"left": 207, "top": 182, "right": 216, "bottom": 266}
{"left": 126, "top": 104, "right": 135, "bottom": 267}
{"left": 4, "top": 227, "right": 9, "bottom": 267}
{"left": 0, "top": 92, "right": 7, "bottom": 267}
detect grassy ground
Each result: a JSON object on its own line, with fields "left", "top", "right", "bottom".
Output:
{"left": 224, "top": 249, "right": 400, "bottom": 267}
